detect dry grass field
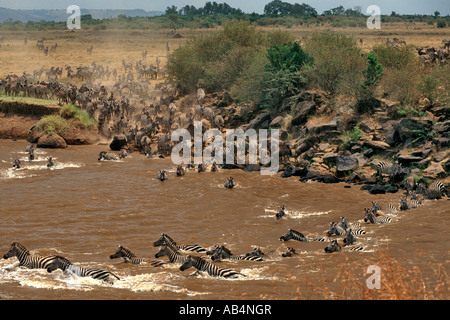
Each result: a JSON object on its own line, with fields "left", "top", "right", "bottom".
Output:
{"left": 0, "top": 22, "right": 448, "bottom": 82}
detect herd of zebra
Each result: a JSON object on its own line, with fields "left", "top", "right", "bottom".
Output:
{"left": 275, "top": 176, "right": 446, "bottom": 254}
{"left": 3, "top": 177, "right": 445, "bottom": 284}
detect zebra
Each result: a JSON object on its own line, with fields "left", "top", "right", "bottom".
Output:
{"left": 98, "top": 151, "right": 118, "bottom": 161}
{"left": 179, "top": 255, "right": 244, "bottom": 279}
{"left": 154, "top": 243, "right": 188, "bottom": 265}
{"left": 157, "top": 169, "right": 168, "bottom": 181}
{"left": 109, "top": 245, "right": 165, "bottom": 267}
{"left": 3, "top": 242, "right": 57, "bottom": 269}
{"left": 223, "top": 177, "right": 235, "bottom": 189}
{"left": 281, "top": 247, "right": 298, "bottom": 257}
{"left": 47, "top": 157, "right": 55, "bottom": 168}
{"left": 206, "top": 246, "right": 263, "bottom": 262}
{"left": 399, "top": 197, "right": 421, "bottom": 210}
{"left": 375, "top": 161, "right": 409, "bottom": 182}
{"left": 324, "top": 240, "right": 341, "bottom": 253}
{"left": 327, "top": 218, "right": 366, "bottom": 236}
{"left": 153, "top": 233, "right": 207, "bottom": 253}
{"left": 279, "top": 229, "right": 327, "bottom": 242}
{"left": 364, "top": 208, "right": 392, "bottom": 224}
{"left": 176, "top": 165, "right": 185, "bottom": 177}
{"left": 423, "top": 181, "right": 446, "bottom": 200}
{"left": 46, "top": 255, "right": 120, "bottom": 284}
{"left": 245, "top": 247, "right": 265, "bottom": 259}
{"left": 276, "top": 205, "right": 286, "bottom": 220}
{"left": 12, "top": 158, "right": 21, "bottom": 169}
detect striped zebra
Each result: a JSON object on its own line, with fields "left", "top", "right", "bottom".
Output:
{"left": 375, "top": 161, "right": 409, "bottom": 182}
{"left": 206, "top": 246, "right": 263, "bottom": 262}
{"left": 109, "top": 245, "right": 166, "bottom": 267}
{"left": 327, "top": 221, "right": 366, "bottom": 236}
{"left": 372, "top": 201, "right": 398, "bottom": 215}
{"left": 46, "top": 256, "right": 120, "bottom": 284}
{"left": 179, "top": 255, "right": 244, "bottom": 279}
{"left": 364, "top": 208, "right": 392, "bottom": 224}
{"left": 424, "top": 181, "right": 446, "bottom": 200}
{"left": 154, "top": 243, "right": 188, "bottom": 265}
{"left": 153, "top": 233, "right": 207, "bottom": 253}
{"left": 399, "top": 197, "right": 421, "bottom": 210}
{"left": 276, "top": 205, "right": 286, "bottom": 220}
{"left": 279, "top": 229, "right": 327, "bottom": 242}
{"left": 3, "top": 242, "right": 56, "bottom": 269}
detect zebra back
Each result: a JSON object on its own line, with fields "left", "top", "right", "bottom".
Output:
{"left": 154, "top": 233, "right": 207, "bottom": 253}
{"left": 426, "top": 181, "right": 445, "bottom": 199}
{"left": 155, "top": 243, "right": 188, "bottom": 264}
{"left": 110, "top": 245, "right": 165, "bottom": 267}
{"left": 180, "top": 255, "right": 243, "bottom": 279}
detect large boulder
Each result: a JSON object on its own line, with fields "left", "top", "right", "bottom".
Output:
{"left": 397, "top": 118, "right": 433, "bottom": 142}
{"left": 336, "top": 155, "right": 359, "bottom": 173}
{"left": 423, "top": 163, "right": 446, "bottom": 179}
{"left": 110, "top": 134, "right": 128, "bottom": 151}
{"left": 37, "top": 133, "right": 67, "bottom": 149}
{"left": 247, "top": 112, "right": 271, "bottom": 130}
{"left": 291, "top": 101, "right": 317, "bottom": 126}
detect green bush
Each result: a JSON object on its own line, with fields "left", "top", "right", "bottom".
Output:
{"left": 59, "top": 104, "right": 96, "bottom": 129}
{"left": 356, "top": 53, "right": 384, "bottom": 113}
{"left": 36, "top": 115, "right": 70, "bottom": 136}
{"left": 303, "top": 33, "right": 365, "bottom": 95}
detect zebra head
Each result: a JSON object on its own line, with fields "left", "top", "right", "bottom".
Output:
{"left": 371, "top": 201, "right": 381, "bottom": 212}
{"left": 245, "top": 247, "right": 265, "bottom": 258}
{"left": 157, "top": 170, "right": 167, "bottom": 181}
{"left": 279, "top": 229, "right": 307, "bottom": 242}
{"left": 210, "top": 246, "right": 232, "bottom": 261}
{"left": 3, "top": 242, "right": 28, "bottom": 259}
{"left": 399, "top": 197, "right": 409, "bottom": 211}
{"left": 282, "top": 247, "right": 298, "bottom": 257}
{"left": 343, "top": 229, "right": 356, "bottom": 246}
{"left": 339, "top": 216, "right": 349, "bottom": 230}
{"left": 46, "top": 255, "right": 71, "bottom": 273}
{"left": 179, "top": 255, "right": 198, "bottom": 271}
{"left": 206, "top": 245, "right": 220, "bottom": 256}
{"left": 326, "top": 222, "right": 343, "bottom": 237}
{"left": 153, "top": 233, "right": 173, "bottom": 247}
{"left": 364, "top": 208, "right": 376, "bottom": 223}
{"left": 324, "top": 240, "right": 341, "bottom": 253}
{"left": 276, "top": 205, "right": 286, "bottom": 220}
{"left": 109, "top": 245, "right": 133, "bottom": 260}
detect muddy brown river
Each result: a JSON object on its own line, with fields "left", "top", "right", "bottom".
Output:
{"left": 0, "top": 139, "right": 448, "bottom": 300}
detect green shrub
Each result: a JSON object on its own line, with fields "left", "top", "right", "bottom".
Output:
{"left": 356, "top": 52, "right": 383, "bottom": 113}
{"left": 303, "top": 33, "right": 365, "bottom": 95}
{"left": 59, "top": 104, "right": 96, "bottom": 129}
{"left": 36, "top": 115, "right": 70, "bottom": 136}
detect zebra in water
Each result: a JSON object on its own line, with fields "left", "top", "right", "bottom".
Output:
{"left": 206, "top": 246, "right": 263, "bottom": 262}
{"left": 223, "top": 177, "right": 235, "bottom": 189}
{"left": 12, "top": 158, "right": 21, "bottom": 169}
{"left": 46, "top": 256, "right": 120, "bottom": 285}
{"left": 279, "top": 229, "right": 327, "bottom": 242}
{"left": 153, "top": 233, "right": 207, "bottom": 253}
{"left": 371, "top": 201, "right": 398, "bottom": 216}
{"left": 276, "top": 205, "right": 286, "bottom": 220}
{"left": 364, "top": 208, "right": 392, "bottom": 224}
{"left": 324, "top": 240, "right": 341, "bottom": 253}
{"left": 327, "top": 221, "right": 366, "bottom": 237}
{"left": 154, "top": 243, "right": 188, "bottom": 265}
{"left": 3, "top": 242, "right": 56, "bottom": 269}
{"left": 157, "top": 170, "right": 168, "bottom": 181}
{"left": 399, "top": 196, "right": 421, "bottom": 210}
{"left": 179, "top": 255, "right": 244, "bottom": 279}
{"left": 109, "top": 245, "right": 165, "bottom": 267}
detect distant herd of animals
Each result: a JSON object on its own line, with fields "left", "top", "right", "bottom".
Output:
{"left": 4, "top": 141, "right": 447, "bottom": 284}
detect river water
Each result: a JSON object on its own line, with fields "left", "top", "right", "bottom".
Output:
{"left": 0, "top": 139, "right": 448, "bottom": 300}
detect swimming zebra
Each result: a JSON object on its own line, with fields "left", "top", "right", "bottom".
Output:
{"left": 157, "top": 170, "right": 168, "bottom": 181}
{"left": 326, "top": 221, "right": 366, "bottom": 237}
{"left": 372, "top": 201, "right": 398, "bottom": 215}
{"left": 279, "top": 229, "right": 327, "bottom": 242}
{"left": 176, "top": 165, "right": 185, "bottom": 177}
{"left": 109, "top": 245, "right": 166, "bottom": 267}
{"left": 399, "top": 197, "right": 421, "bottom": 210}
{"left": 206, "top": 246, "right": 263, "bottom": 262}
{"left": 12, "top": 158, "right": 21, "bottom": 169}
{"left": 275, "top": 205, "right": 286, "bottom": 220}
{"left": 3, "top": 242, "right": 56, "bottom": 269}
{"left": 364, "top": 208, "right": 392, "bottom": 224}
{"left": 179, "top": 255, "right": 244, "bottom": 279}
{"left": 324, "top": 240, "right": 341, "bottom": 253}
{"left": 154, "top": 243, "right": 188, "bottom": 265}
{"left": 153, "top": 233, "right": 207, "bottom": 253}
{"left": 47, "top": 157, "right": 55, "bottom": 168}
{"left": 245, "top": 247, "right": 265, "bottom": 259}
{"left": 223, "top": 177, "right": 235, "bottom": 189}
{"left": 46, "top": 256, "right": 120, "bottom": 285}
{"left": 281, "top": 247, "right": 298, "bottom": 257}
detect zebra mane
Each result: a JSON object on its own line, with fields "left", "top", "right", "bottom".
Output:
{"left": 289, "top": 229, "right": 305, "bottom": 237}
{"left": 219, "top": 246, "right": 233, "bottom": 255}
{"left": 119, "top": 245, "right": 136, "bottom": 257}
{"left": 11, "top": 242, "right": 30, "bottom": 254}
{"left": 55, "top": 255, "right": 72, "bottom": 264}
{"left": 161, "top": 233, "right": 177, "bottom": 245}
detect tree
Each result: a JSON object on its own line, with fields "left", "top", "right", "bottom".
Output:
{"left": 165, "top": 5, "right": 178, "bottom": 15}
{"left": 434, "top": 11, "right": 440, "bottom": 18}
{"left": 357, "top": 53, "right": 384, "bottom": 113}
